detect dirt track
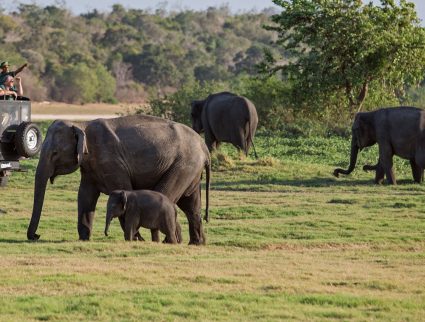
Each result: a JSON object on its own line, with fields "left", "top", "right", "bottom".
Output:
{"left": 32, "top": 114, "right": 118, "bottom": 121}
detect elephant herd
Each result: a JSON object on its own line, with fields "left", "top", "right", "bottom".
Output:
{"left": 26, "top": 92, "right": 258, "bottom": 244}
{"left": 25, "top": 98, "right": 424, "bottom": 244}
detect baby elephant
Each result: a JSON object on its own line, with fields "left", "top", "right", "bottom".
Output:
{"left": 104, "top": 190, "right": 182, "bottom": 243}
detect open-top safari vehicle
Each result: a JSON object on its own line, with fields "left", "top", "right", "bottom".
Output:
{"left": 0, "top": 97, "right": 42, "bottom": 186}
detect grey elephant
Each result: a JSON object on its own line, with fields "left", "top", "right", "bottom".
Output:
{"left": 27, "top": 115, "right": 210, "bottom": 245}
{"left": 104, "top": 190, "right": 182, "bottom": 243}
{"left": 333, "top": 106, "right": 425, "bottom": 184}
{"left": 191, "top": 92, "right": 258, "bottom": 157}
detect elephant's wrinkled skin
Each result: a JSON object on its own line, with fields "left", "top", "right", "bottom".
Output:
{"left": 27, "top": 115, "right": 210, "bottom": 244}
{"left": 191, "top": 92, "right": 258, "bottom": 157}
{"left": 105, "top": 190, "right": 182, "bottom": 243}
{"left": 333, "top": 106, "right": 425, "bottom": 184}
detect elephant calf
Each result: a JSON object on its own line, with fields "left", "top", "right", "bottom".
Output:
{"left": 104, "top": 190, "right": 182, "bottom": 243}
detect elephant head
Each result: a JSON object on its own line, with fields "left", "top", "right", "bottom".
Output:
{"left": 104, "top": 190, "right": 127, "bottom": 236}
{"left": 27, "top": 120, "right": 88, "bottom": 240}
{"left": 333, "top": 112, "right": 376, "bottom": 177}
{"left": 190, "top": 100, "right": 205, "bottom": 133}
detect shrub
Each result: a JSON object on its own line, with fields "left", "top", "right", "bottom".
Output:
{"left": 55, "top": 63, "right": 116, "bottom": 104}
{"left": 147, "top": 80, "right": 227, "bottom": 125}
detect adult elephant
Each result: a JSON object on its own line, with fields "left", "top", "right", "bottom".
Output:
{"left": 27, "top": 115, "right": 210, "bottom": 244}
{"left": 333, "top": 106, "right": 425, "bottom": 184}
{"left": 191, "top": 92, "right": 258, "bottom": 157}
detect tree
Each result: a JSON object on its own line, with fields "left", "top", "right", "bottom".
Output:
{"left": 55, "top": 63, "right": 116, "bottom": 103}
{"left": 261, "top": 0, "right": 425, "bottom": 116}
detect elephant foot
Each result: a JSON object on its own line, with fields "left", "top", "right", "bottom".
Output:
{"left": 188, "top": 239, "right": 203, "bottom": 245}
{"left": 135, "top": 231, "right": 145, "bottom": 241}
{"left": 27, "top": 233, "right": 40, "bottom": 241}
{"left": 189, "top": 232, "right": 206, "bottom": 245}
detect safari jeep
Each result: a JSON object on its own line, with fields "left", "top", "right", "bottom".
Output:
{"left": 0, "top": 98, "right": 42, "bottom": 186}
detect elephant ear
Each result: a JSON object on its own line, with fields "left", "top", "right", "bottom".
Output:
{"left": 352, "top": 113, "right": 363, "bottom": 147}
{"left": 353, "top": 113, "right": 374, "bottom": 149}
{"left": 73, "top": 126, "right": 88, "bottom": 165}
{"left": 121, "top": 191, "right": 127, "bottom": 212}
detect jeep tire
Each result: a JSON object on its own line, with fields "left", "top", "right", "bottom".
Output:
{"left": 15, "top": 122, "right": 42, "bottom": 158}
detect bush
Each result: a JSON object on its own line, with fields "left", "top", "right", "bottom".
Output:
{"left": 55, "top": 63, "right": 117, "bottom": 104}
{"left": 147, "top": 80, "right": 228, "bottom": 125}
{"left": 235, "top": 75, "right": 292, "bottom": 130}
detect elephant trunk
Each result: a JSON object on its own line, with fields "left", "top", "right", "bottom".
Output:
{"left": 333, "top": 139, "right": 359, "bottom": 177}
{"left": 27, "top": 158, "right": 52, "bottom": 240}
{"left": 104, "top": 211, "right": 114, "bottom": 237}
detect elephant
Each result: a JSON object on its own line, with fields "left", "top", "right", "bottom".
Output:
{"left": 104, "top": 190, "right": 182, "bottom": 243}
{"left": 27, "top": 115, "right": 210, "bottom": 245}
{"left": 191, "top": 92, "right": 258, "bottom": 157}
{"left": 333, "top": 106, "right": 425, "bottom": 184}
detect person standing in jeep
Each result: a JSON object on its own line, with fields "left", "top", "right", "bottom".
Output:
{"left": 0, "top": 61, "right": 28, "bottom": 85}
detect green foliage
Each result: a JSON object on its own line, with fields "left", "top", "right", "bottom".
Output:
{"left": 55, "top": 63, "right": 116, "bottom": 103}
{"left": 94, "top": 65, "right": 117, "bottom": 103}
{"left": 0, "top": 4, "right": 279, "bottom": 104}
{"left": 406, "top": 84, "right": 425, "bottom": 107}
{"left": 147, "top": 80, "right": 227, "bottom": 125}
{"left": 262, "top": 0, "right": 425, "bottom": 117}
{"left": 235, "top": 75, "right": 292, "bottom": 129}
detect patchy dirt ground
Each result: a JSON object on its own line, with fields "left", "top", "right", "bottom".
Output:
{"left": 32, "top": 101, "right": 149, "bottom": 116}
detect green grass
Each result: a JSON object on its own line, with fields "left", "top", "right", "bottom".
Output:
{"left": 0, "top": 124, "right": 424, "bottom": 321}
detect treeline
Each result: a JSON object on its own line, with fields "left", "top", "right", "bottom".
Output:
{"left": 0, "top": 4, "right": 282, "bottom": 103}
{"left": 1, "top": 2, "right": 425, "bottom": 131}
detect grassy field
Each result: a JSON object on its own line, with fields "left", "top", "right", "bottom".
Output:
{"left": 0, "top": 121, "right": 424, "bottom": 321}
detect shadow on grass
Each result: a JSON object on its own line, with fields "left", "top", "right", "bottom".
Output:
{"left": 0, "top": 238, "right": 70, "bottom": 244}
{"left": 210, "top": 177, "right": 418, "bottom": 191}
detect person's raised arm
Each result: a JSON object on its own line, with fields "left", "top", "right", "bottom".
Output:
{"left": 14, "top": 63, "right": 28, "bottom": 75}
{"left": 15, "top": 77, "right": 23, "bottom": 96}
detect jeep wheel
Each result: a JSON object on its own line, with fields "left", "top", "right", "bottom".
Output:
{"left": 15, "top": 122, "right": 42, "bottom": 158}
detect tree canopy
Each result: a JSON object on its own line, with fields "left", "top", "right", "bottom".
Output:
{"left": 260, "top": 0, "right": 425, "bottom": 115}
{"left": 0, "top": 4, "right": 281, "bottom": 103}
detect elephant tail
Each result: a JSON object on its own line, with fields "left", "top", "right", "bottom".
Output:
{"left": 204, "top": 158, "right": 211, "bottom": 222}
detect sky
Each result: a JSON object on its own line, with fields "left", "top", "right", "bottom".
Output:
{"left": 3, "top": 0, "right": 425, "bottom": 25}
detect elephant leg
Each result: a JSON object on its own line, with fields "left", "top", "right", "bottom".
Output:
{"left": 177, "top": 186, "right": 205, "bottom": 245}
{"left": 162, "top": 225, "right": 178, "bottom": 244}
{"left": 78, "top": 177, "right": 100, "bottom": 240}
{"left": 119, "top": 217, "right": 145, "bottom": 241}
{"left": 164, "top": 234, "right": 177, "bottom": 244}
{"left": 151, "top": 229, "right": 160, "bottom": 242}
{"left": 410, "top": 160, "right": 423, "bottom": 183}
{"left": 374, "top": 162, "right": 385, "bottom": 184}
{"left": 228, "top": 129, "right": 245, "bottom": 156}
{"left": 379, "top": 145, "right": 396, "bottom": 185}
{"left": 124, "top": 220, "right": 136, "bottom": 241}
{"left": 175, "top": 221, "right": 182, "bottom": 244}
{"left": 153, "top": 166, "right": 204, "bottom": 245}
{"left": 204, "top": 131, "right": 217, "bottom": 152}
